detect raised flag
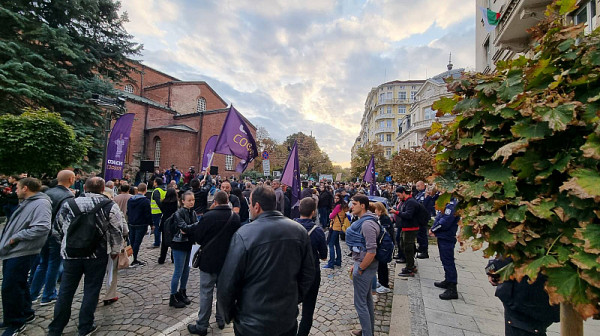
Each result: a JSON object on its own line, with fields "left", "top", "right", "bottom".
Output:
{"left": 104, "top": 113, "right": 135, "bottom": 181}
{"left": 201, "top": 135, "right": 218, "bottom": 172}
{"left": 363, "top": 155, "right": 376, "bottom": 196}
{"left": 214, "top": 106, "right": 258, "bottom": 173}
{"left": 281, "top": 141, "right": 301, "bottom": 208}
{"left": 480, "top": 7, "right": 501, "bottom": 32}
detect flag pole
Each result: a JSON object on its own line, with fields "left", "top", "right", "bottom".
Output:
{"left": 202, "top": 152, "right": 215, "bottom": 182}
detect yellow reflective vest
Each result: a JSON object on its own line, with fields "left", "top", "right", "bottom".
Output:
{"left": 150, "top": 187, "right": 167, "bottom": 214}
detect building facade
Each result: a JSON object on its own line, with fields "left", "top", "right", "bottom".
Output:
{"left": 397, "top": 62, "right": 463, "bottom": 150}
{"left": 114, "top": 62, "right": 256, "bottom": 179}
{"left": 476, "top": 0, "right": 598, "bottom": 73}
{"left": 353, "top": 80, "right": 425, "bottom": 159}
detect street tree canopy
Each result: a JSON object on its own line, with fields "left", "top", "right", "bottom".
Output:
{"left": 283, "top": 132, "right": 333, "bottom": 177}
{"left": 350, "top": 141, "right": 387, "bottom": 181}
{"left": 389, "top": 149, "right": 433, "bottom": 184}
{"left": 0, "top": 108, "right": 89, "bottom": 176}
{"left": 428, "top": 1, "right": 600, "bottom": 319}
{"left": 0, "top": 0, "right": 141, "bottom": 170}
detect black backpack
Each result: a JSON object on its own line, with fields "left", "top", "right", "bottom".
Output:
{"left": 375, "top": 222, "right": 395, "bottom": 263}
{"left": 65, "top": 198, "right": 113, "bottom": 258}
{"left": 415, "top": 200, "right": 431, "bottom": 228}
{"left": 162, "top": 213, "right": 177, "bottom": 247}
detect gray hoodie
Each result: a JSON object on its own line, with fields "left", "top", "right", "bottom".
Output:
{"left": 0, "top": 192, "right": 52, "bottom": 260}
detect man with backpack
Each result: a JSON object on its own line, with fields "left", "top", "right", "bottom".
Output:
{"left": 187, "top": 191, "right": 241, "bottom": 335}
{"left": 294, "top": 197, "right": 327, "bottom": 336}
{"left": 0, "top": 177, "right": 52, "bottom": 336}
{"left": 345, "top": 194, "right": 380, "bottom": 336}
{"left": 48, "top": 177, "right": 124, "bottom": 336}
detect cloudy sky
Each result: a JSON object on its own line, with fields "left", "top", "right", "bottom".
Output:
{"left": 120, "top": 0, "right": 476, "bottom": 167}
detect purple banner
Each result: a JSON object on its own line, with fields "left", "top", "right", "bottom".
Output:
{"left": 281, "top": 141, "right": 300, "bottom": 207}
{"left": 201, "top": 135, "right": 218, "bottom": 172}
{"left": 104, "top": 113, "right": 135, "bottom": 181}
{"left": 363, "top": 155, "right": 377, "bottom": 196}
{"left": 214, "top": 106, "right": 258, "bottom": 173}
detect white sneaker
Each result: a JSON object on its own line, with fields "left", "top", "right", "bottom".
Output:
{"left": 376, "top": 286, "right": 392, "bottom": 294}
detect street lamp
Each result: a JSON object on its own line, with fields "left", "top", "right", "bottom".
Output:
{"left": 89, "top": 94, "right": 127, "bottom": 178}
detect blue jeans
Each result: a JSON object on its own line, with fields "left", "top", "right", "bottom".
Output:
{"left": 326, "top": 230, "right": 342, "bottom": 267}
{"left": 171, "top": 249, "right": 190, "bottom": 294}
{"left": 129, "top": 225, "right": 147, "bottom": 261}
{"left": 2, "top": 255, "right": 36, "bottom": 327}
{"left": 352, "top": 261, "right": 378, "bottom": 336}
{"left": 318, "top": 207, "right": 330, "bottom": 228}
{"left": 48, "top": 255, "right": 108, "bottom": 335}
{"left": 30, "top": 236, "right": 62, "bottom": 302}
{"left": 152, "top": 213, "right": 162, "bottom": 246}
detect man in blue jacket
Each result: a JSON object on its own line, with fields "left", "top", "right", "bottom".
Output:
{"left": 430, "top": 198, "right": 460, "bottom": 300}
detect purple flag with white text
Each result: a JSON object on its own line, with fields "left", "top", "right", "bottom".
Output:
{"left": 104, "top": 113, "right": 135, "bottom": 181}
{"left": 201, "top": 135, "right": 218, "bottom": 172}
{"left": 214, "top": 106, "right": 258, "bottom": 173}
{"left": 281, "top": 141, "right": 300, "bottom": 207}
{"left": 363, "top": 155, "right": 376, "bottom": 196}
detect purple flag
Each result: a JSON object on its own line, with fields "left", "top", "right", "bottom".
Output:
{"left": 363, "top": 155, "right": 377, "bottom": 196}
{"left": 104, "top": 113, "right": 135, "bottom": 181}
{"left": 214, "top": 106, "right": 258, "bottom": 173}
{"left": 281, "top": 141, "right": 301, "bottom": 207}
{"left": 201, "top": 135, "right": 218, "bottom": 172}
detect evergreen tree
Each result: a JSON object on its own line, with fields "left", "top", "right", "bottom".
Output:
{"left": 0, "top": 0, "right": 141, "bottom": 170}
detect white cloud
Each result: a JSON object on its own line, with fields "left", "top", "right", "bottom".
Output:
{"left": 124, "top": 0, "right": 476, "bottom": 167}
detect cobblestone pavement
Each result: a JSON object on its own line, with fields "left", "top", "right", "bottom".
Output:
{"left": 412, "top": 246, "right": 600, "bottom": 336}
{"left": 0, "top": 228, "right": 394, "bottom": 336}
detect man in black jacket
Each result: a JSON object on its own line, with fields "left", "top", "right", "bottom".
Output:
{"left": 30, "top": 170, "right": 75, "bottom": 305}
{"left": 394, "top": 186, "right": 420, "bottom": 277}
{"left": 317, "top": 185, "right": 333, "bottom": 229}
{"left": 188, "top": 191, "right": 241, "bottom": 335}
{"left": 217, "top": 187, "right": 315, "bottom": 336}
{"left": 127, "top": 183, "right": 152, "bottom": 266}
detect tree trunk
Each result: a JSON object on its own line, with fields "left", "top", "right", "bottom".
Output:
{"left": 561, "top": 303, "right": 583, "bottom": 336}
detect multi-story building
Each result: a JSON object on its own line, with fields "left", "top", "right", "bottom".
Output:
{"left": 353, "top": 79, "right": 425, "bottom": 159}
{"left": 476, "top": 0, "right": 598, "bottom": 73}
{"left": 397, "top": 60, "right": 463, "bottom": 150}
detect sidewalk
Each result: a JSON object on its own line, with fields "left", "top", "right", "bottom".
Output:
{"left": 389, "top": 245, "right": 600, "bottom": 336}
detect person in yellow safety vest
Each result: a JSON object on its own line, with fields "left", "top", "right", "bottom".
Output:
{"left": 150, "top": 177, "right": 167, "bottom": 248}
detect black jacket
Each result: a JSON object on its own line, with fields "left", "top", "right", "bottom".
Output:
{"left": 217, "top": 211, "right": 315, "bottom": 336}
{"left": 170, "top": 207, "right": 197, "bottom": 251}
{"left": 127, "top": 195, "right": 152, "bottom": 227}
{"left": 193, "top": 205, "right": 240, "bottom": 274}
{"left": 397, "top": 197, "right": 419, "bottom": 231}
{"left": 192, "top": 184, "right": 210, "bottom": 215}
{"left": 45, "top": 185, "right": 74, "bottom": 222}
{"left": 317, "top": 190, "right": 333, "bottom": 209}
{"left": 295, "top": 218, "right": 327, "bottom": 275}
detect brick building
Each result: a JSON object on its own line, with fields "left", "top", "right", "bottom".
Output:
{"left": 115, "top": 62, "right": 256, "bottom": 179}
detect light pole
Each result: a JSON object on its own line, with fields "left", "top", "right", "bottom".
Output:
{"left": 89, "top": 94, "right": 126, "bottom": 178}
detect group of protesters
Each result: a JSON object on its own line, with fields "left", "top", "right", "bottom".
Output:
{"left": 0, "top": 165, "right": 559, "bottom": 336}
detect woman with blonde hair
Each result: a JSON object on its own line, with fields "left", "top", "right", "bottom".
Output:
{"left": 372, "top": 201, "right": 394, "bottom": 294}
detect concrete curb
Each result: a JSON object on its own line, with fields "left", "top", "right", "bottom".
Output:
{"left": 389, "top": 263, "right": 429, "bottom": 336}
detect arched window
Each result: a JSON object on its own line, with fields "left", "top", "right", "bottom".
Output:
{"left": 124, "top": 84, "right": 134, "bottom": 94}
{"left": 197, "top": 97, "right": 206, "bottom": 112}
{"left": 154, "top": 137, "right": 161, "bottom": 167}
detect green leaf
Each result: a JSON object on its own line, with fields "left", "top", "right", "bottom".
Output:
{"left": 525, "top": 199, "right": 556, "bottom": 220}
{"left": 510, "top": 120, "right": 551, "bottom": 140}
{"left": 560, "top": 169, "right": 600, "bottom": 199}
{"left": 557, "top": 0, "right": 579, "bottom": 15}
{"left": 506, "top": 205, "right": 527, "bottom": 222}
{"left": 460, "top": 132, "right": 484, "bottom": 145}
{"left": 545, "top": 266, "right": 589, "bottom": 304}
{"left": 458, "top": 181, "right": 488, "bottom": 199}
{"left": 576, "top": 223, "right": 600, "bottom": 254}
{"left": 477, "top": 162, "right": 513, "bottom": 183}
{"left": 554, "top": 245, "right": 571, "bottom": 263}
{"left": 435, "top": 192, "right": 452, "bottom": 210}
{"left": 454, "top": 98, "right": 481, "bottom": 113}
{"left": 570, "top": 249, "right": 599, "bottom": 270}
{"left": 581, "top": 133, "right": 600, "bottom": 160}
{"left": 497, "top": 70, "right": 524, "bottom": 101}
{"left": 510, "top": 150, "right": 541, "bottom": 178}
{"left": 524, "top": 255, "right": 559, "bottom": 281}
{"left": 534, "top": 105, "right": 575, "bottom": 131}
{"left": 477, "top": 212, "right": 502, "bottom": 228}
{"left": 489, "top": 221, "right": 516, "bottom": 244}
{"left": 432, "top": 96, "right": 457, "bottom": 114}
{"left": 503, "top": 177, "right": 518, "bottom": 198}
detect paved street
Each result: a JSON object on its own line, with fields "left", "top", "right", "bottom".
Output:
{"left": 397, "top": 245, "right": 600, "bottom": 336}
{"left": 0, "top": 227, "right": 393, "bottom": 336}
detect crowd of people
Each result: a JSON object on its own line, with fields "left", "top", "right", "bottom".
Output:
{"left": 0, "top": 167, "right": 559, "bottom": 336}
